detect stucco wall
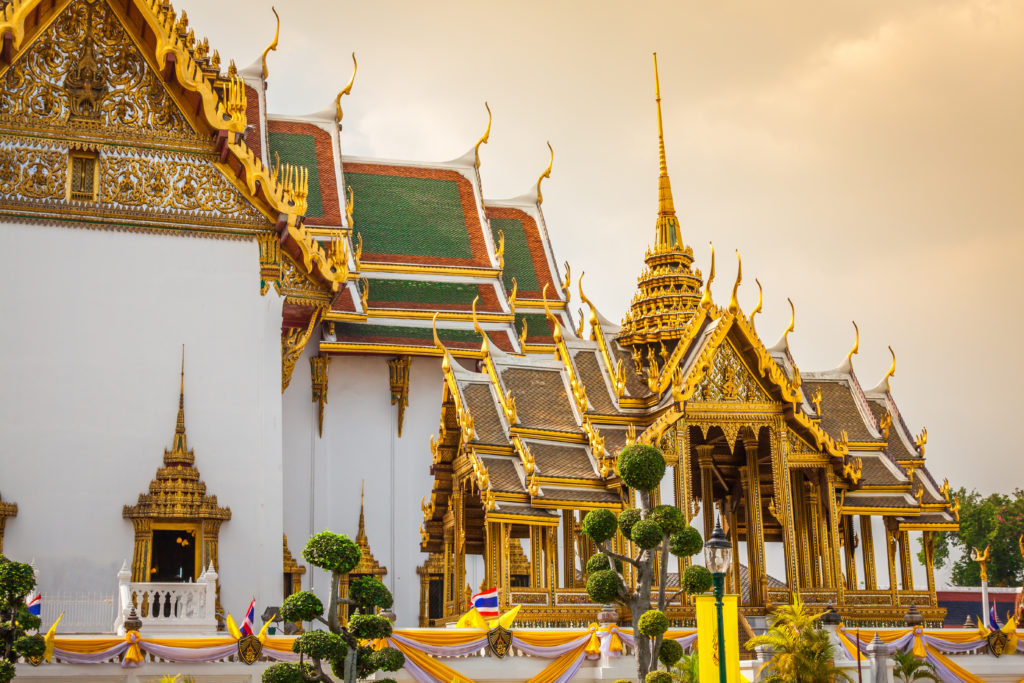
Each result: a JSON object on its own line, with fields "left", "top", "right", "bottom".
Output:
{"left": 0, "top": 222, "right": 283, "bottom": 625}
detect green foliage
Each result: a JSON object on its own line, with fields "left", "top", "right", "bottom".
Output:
{"left": 261, "top": 662, "right": 318, "bottom": 683}
{"left": 291, "top": 630, "right": 346, "bottom": 661}
{"left": 582, "top": 508, "right": 618, "bottom": 544}
{"left": 672, "top": 653, "right": 700, "bottom": 683}
{"left": 0, "top": 662, "right": 15, "bottom": 683}
{"left": 657, "top": 638, "right": 683, "bottom": 669}
{"left": 631, "top": 519, "right": 665, "bottom": 550}
{"left": 618, "top": 508, "right": 642, "bottom": 539}
{"left": 645, "top": 671, "right": 672, "bottom": 683}
{"left": 280, "top": 590, "right": 323, "bottom": 623}
{"left": 349, "top": 576, "right": 393, "bottom": 612}
{"left": 586, "top": 569, "right": 623, "bottom": 604}
{"left": 302, "top": 531, "right": 362, "bottom": 574}
{"left": 637, "top": 609, "right": 669, "bottom": 637}
{"left": 669, "top": 526, "right": 703, "bottom": 558}
{"left": 617, "top": 444, "right": 666, "bottom": 491}
{"left": 348, "top": 613, "right": 393, "bottom": 640}
{"left": 921, "top": 487, "right": 1024, "bottom": 587}
{"left": 585, "top": 552, "right": 622, "bottom": 576}
{"left": 746, "top": 597, "right": 851, "bottom": 683}
{"left": 371, "top": 646, "right": 405, "bottom": 672}
{"left": 0, "top": 559, "right": 34, "bottom": 602}
{"left": 681, "top": 565, "right": 712, "bottom": 594}
{"left": 14, "top": 634, "right": 44, "bottom": 659}
{"left": 649, "top": 505, "right": 684, "bottom": 535}
{"left": 892, "top": 651, "right": 940, "bottom": 682}
{"left": 0, "top": 556, "right": 38, "bottom": 680}
{"left": 355, "top": 645, "right": 380, "bottom": 679}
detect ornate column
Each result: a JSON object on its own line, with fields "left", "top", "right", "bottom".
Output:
{"left": 923, "top": 532, "right": 937, "bottom": 607}
{"left": 774, "top": 426, "right": 801, "bottom": 592}
{"left": 805, "top": 481, "right": 822, "bottom": 588}
{"left": 530, "top": 526, "right": 544, "bottom": 588}
{"left": 860, "top": 516, "right": 877, "bottom": 590}
{"left": 825, "top": 472, "right": 843, "bottom": 597}
{"left": 885, "top": 526, "right": 899, "bottom": 603}
{"left": 843, "top": 518, "right": 858, "bottom": 591}
{"left": 417, "top": 565, "right": 431, "bottom": 627}
{"left": 727, "top": 494, "right": 742, "bottom": 597}
{"left": 546, "top": 525, "right": 559, "bottom": 594}
{"left": 562, "top": 510, "right": 577, "bottom": 587}
{"left": 898, "top": 530, "right": 914, "bottom": 591}
{"left": 743, "top": 438, "right": 766, "bottom": 606}
{"left": 696, "top": 444, "right": 715, "bottom": 539}
{"left": 0, "top": 494, "right": 16, "bottom": 555}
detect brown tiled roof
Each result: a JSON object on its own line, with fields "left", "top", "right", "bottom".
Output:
{"left": 903, "top": 513, "right": 955, "bottom": 526}
{"left": 463, "top": 384, "right": 509, "bottom": 446}
{"left": 493, "top": 504, "right": 559, "bottom": 519}
{"left": 914, "top": 470, "right": 945, "bottom": 504}
{"left": 805, "top": 380, "right": 877, "bottom": 443}
{"left": 613, "top": 345, "right": 651, "bottom": 398}
{"left": 481, "top": 456, "right": 523, "bottom": 493}
{"left": 867, "top": 401, "right": 918, "bottom": 460}
{"left": 501, "top": 368, "right": 579, "bottom": 432}
{"left": 859, "top": 453, "right": 907, "bottom": 487}
{"left": 574, "top": 351, "right": 617, "bottom": 414}
{"left": 844, "top": 495, "right": 914, "bottom": 509}
{"left": 244, "top": 85, "right": 262, "bottom": 163}
{"left": 528, "top": 442, "right": 598, "bottom": 480}
{"left": 539, "top": 488, "right": 619, "bottom": 504}
{"left": 601, "top": 428, "right": 629, "bottom": 459}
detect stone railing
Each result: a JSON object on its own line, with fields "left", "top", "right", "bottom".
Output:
{"left": 114, "top": 560, "right": 219, "bottom": 635}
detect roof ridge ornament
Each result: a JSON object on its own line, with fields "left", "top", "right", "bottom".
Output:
{"left": 699, "top": 242, "right": 715, "bottom": 310}
{"left": 840, "top": 320, "right": 859, "bottom": 372}
{"left": 749, "top": 278, "right": 763, "bottom": 327}
{"left": 869, "top": 346, "right": 896, "bottom": 394}
{"left": 474, "top": 102, "right": 492, "bottom": 168}
{"left": 260, "top": 7, "right": 279, "bottom": 81}
{"left": 334, "top": 53, "right": 357, "bottom": 124}
{"left": 727, "top": 250, "right": 742, "bottom": 315}
{"left": 536, "top": 142, "right": 553, "bottom": 204}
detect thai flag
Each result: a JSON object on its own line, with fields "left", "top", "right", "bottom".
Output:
{"left": 240, "top": 598, "right": 255, "bottom": 636}
{"left": 26, "top": 592, "right": 41, "bottom": 617}
{"left": 989, "top": 602, "right": 1000, "bottom": 631}
{"left": 470, "top": 588, "right": 499, "bottom": 618}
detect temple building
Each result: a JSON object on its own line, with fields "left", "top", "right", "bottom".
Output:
{"left": 0, "top": 0, "right": 956, "bottom": 632}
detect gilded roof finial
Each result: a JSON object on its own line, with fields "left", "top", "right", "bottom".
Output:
{"left": 537, "top": 142, "right": 553, "bottom": 204}
{"left": 846, "top": 321, "right": 859, "bottom": 367}
{"left": 749, "top": 278, "right": 763, "bottom": 326}
{"left": 783, "top": 298, "right": 795, "bottom": 345}
{"left": 260, "top": 7, "right": 280, "bottom": 81}
{"left": 884, "top": 346, "right": 895, "bottom": 392}
{"left": 474, "top": 102, "right": 492, "bottom": 168}
{"left": 653, "top": 52, "right": 682, "bottom": 250}
{"left": 699, "top": 242, "right": 715, "bottom": 310}
{"left": 334, "top": 53, "right": 357, "bottom": 124}
{"left": 176, "top": 344, "right": 186, "bottom": 439}
{"left": 728, "top": 250, "right": 742, "bottom": 315}
{"left": 357, "top": 480, "right": 367, "bottom": 542}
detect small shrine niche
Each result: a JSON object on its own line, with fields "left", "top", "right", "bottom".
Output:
{"left": 282, "top": 534, "right": 306, "bottom": 598}
{"left": 0, "top": 492, "right": 16, "bottom": 554}
{"left": 338, "top": 483, "right": 387, "bottom": 623}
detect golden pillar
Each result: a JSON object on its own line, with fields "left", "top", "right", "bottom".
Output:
{"left": 696, "top": 444, "right": 715, "bottom": 539}
{"left": 562, "top": 510, "right": 576, "bottom": 587}
{"left": 129, "top": 518, "right": 153, "bottom": 582}
{"left": 843, "top": 518, "right": 858, "bottom": 590}
{"left": 805, "top": 481, "right": 822, "bottom": 588}
{"left": 743, "top": 438, "right": 766, "bottom": 605}
{"left": 530, "top": 526, "right": 544, "bottom": 588}
{"left": 775, "top": 427, "right": 801, "bottom": 591}
{"left": 885, "top": 526, "right": 899, "bottom": 601}
{"left": 860, "top": 516, "right": 877, "bottom": 590}
{"left": 546, "top": 526, "right": 559, "bottom": 594}
{"left": 898, "top": 530, "right": 914, "bottom": 591}
{"left": 923, "top": 532, "right": 937, "bottom": 607}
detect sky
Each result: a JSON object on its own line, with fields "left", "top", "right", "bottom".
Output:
{"left": 181, "top": 0, "right": 1024, "bottom": 495}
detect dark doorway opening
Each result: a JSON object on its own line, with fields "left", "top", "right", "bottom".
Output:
{"left": 150, "top": 529, "right": 196, "bottom": 582}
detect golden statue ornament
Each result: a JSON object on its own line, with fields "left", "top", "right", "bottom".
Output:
{"left": 970, "top": 545, "right": 991, "bottom": 583}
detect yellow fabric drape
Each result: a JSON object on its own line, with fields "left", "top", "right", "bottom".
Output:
{"left": 924, "top": 643, "right": 986, "bottom": 683}
{"left": 123, "top": 631, "right": 144, "bottom": 664}
{"left": 525, "top": 643, "right": 587, "bottom": 683}
{"left": 513, "top": 629, "right": 590, "bottom": 647}
{"left": 389, "top": 636, "right": 478, "bottom": 683}
{"left": 51, "top": 637, "right": 125, "bottom": 653}
{"left": 393, "top": 629, "right": 488, "bottom": 647}
{"left": 262, "top": 636, "right": 298, "bottom": 653}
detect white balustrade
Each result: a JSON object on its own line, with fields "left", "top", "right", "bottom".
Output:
{"left": 115, "top": 560, "right": 219, "bottom": 635}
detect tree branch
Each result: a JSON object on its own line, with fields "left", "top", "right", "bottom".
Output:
{"left": 657, "top": 535, "right": 671, "bottom": 611}
{"left": 599, "top": 540, "right": 641, "bottom": 569}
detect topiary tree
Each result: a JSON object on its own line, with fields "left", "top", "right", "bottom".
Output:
{"left": 0, "top": 556, "right": 44, "bottom": 683}
{"left": 579, "top": 444, "right": 707, "bottom": 681}
{"left": 262, "top": 531, "right": 404, "bottom": 683}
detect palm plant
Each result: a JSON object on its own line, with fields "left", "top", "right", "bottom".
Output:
{"left": 892, "top": 651, "right": 939, "bottom": 682}
{"left": 745, "top": 596, "right": 850, "bottom": 683}
{"left": 669, "top": 653, "right": 699, "bottom": 683}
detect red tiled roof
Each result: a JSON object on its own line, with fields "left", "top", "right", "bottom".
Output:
{"left": 244, "top": 85, "right": 263, "bottom": 163}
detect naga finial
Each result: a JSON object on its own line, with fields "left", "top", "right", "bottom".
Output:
{"left": 749, "top": 278, "right": 763, "bottom": 326}
{"left": 260, "top": 7, "right": 280, "bottom": 81}
{"left": 699, "top": 243, "right": 715, "bottom": 310}
{"left": 883, "top": 346, "right": 896, "bottom": 392}
{"left": 537, "top": 142, "right": 553, "bottom": 204}
{"left": 727, "top": 250, "right": 742, "bottom": 315}
{"left": 334, "top": 53, "right": 357, "bottom": 124}
{"left": 471, "top": 296, "right": 489, "bottom": 355}
{"left": 846, "top": 321, "right": 859, "bottom": 367}
{"left": 783, "top": 298, "right": 795, "bottom": 345}
{"left": 474, "top": 102, "right": 492, "bottom": 168}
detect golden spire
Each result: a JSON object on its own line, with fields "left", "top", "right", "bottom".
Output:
{"left": 653, "top": 53, "right": 682, "bottom": 250}
{"left": 357, "top": 480, "right": 367, "bottom": 542}
{"left": 260, "top": 7, "right": 280, "bottom": 80}
{"left": 172, "top": 345, "right": 187, "bottom": 452}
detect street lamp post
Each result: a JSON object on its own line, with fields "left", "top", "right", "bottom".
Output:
{"left": 705, "top": 518, "right": 733, "bottom": 683}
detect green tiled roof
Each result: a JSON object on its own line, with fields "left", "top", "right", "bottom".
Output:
{"left": 346, "top": 172, "right": 472, "bottom": 259}
{"left": 490, "top": 217, "right": 540, "bottom": 291}
{"left": 333, "top": 323, "right": 480, "bottom": 344}
{"left": 514, "top": 313, "right": 552, "bottom": 339}
{"left": 368, "top": 279, "right": 480, "bottom": 307}
{"left": 267, "top": 132, "right": 324, "bottom": 218}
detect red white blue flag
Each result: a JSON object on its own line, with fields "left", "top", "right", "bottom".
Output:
{"left": 989, "top": 602, "right": 1000, "bottom": 631}
{"left": 26, "top": 592, "right": 41, "bottom": 617}
{"left": 240, "top": 598, "right": 256, "bottom": 636}
{"left": 470, "top": 588, "right": 499, "bottom": 618}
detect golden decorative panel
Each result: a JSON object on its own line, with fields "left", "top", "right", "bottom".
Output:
{"left": 0, "top": 0, "right": 197, "bottom": 145}
{"left": 693, "top": 340, "right": 770, "bottom": 403}
{"left": 0, "top": 493, "right": 16, "bottom": 555}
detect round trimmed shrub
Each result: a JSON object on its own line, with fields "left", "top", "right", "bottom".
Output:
{"left": 0, "top": 661, "right": 15, "bottom": 683}
{"left": 585, "top": 569, "right": 623, "bottom": 604}
{"left": 630, "top": 519, "right": 664, "bottom": 550}
{"left": 648, "top": 505, "right": 684, "bottom": 535}
{"left": 14, "top": 634, "right": 45, "bottom": 659}
{"left": 302, "top": 530, "right": 361, "bottom": 573}
{"left": 585, "top": 552, "right": 622, "bottom": 576}
{"left": 681, "top": 565, "right": 713, "bottom": 595}
{"left": 350, "top": 575, "right": 394, "bottom": 611}
{"left": 291, "top": 630, "right": 346, "bottom": 660}
{"left": 637, "top": 609, "right": 669, "bottom": 637}
{"left": 280, "top": 590, "right": 324, "bottom": 622}
{"left": 355, "top": 644, "right": 379, "bottom": 679}
{"left": 0, "top": 558, "right": 35, "bottom": 599}
{"left": 581, "top": 508, "right": 617, "bottom": 544}
{"left": 373, "top": 646, "right": 406, "bottom": 672}
{"left": 658, "top": 639, "right": 683, "bottom": 669}
{"left": 645, "top": 671, "right": 673, "bottom": 683}
{"left": 262, "top": 662, "right": 317, "bottom": 683}
{"left": 617, "top": 444, "right": 666, "bottom": 491}
{"left": 618, "top": 508, "right": 641, "bottom": 539}
{"left": 349, "top": 613, "right": 393, "bottom": 640}
{"left": 669, "top": 525, "right": 703, "bottom": 558}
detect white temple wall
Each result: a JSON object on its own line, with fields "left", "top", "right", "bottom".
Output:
{"left": 282, "top": 353, "right": 440, "bottom": 626}
{"left": 0, "top": 222, "right": 283, "bottom": 624}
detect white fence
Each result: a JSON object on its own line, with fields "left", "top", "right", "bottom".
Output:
{"left": 40, "top": 591, "right": 118, "bottom": 633}
{"left": 115, "top": 560, "right": 219, "bottom": 635}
